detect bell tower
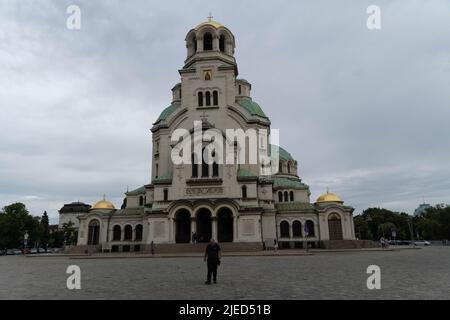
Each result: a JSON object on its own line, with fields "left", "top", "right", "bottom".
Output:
{"left": 180, "top": 17, "right": 238, "bottom": 109}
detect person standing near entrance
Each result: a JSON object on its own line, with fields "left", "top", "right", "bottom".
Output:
{"left": 204, "top": 238, "right": 221, "bottom": 284}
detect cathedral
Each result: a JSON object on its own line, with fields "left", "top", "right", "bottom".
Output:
{"left": 73, "top": 18, "right": 356, "bottom": 252}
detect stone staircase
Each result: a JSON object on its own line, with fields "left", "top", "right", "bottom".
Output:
{"left": 151, "top": 242, "right": 263, "bottom": 254}
{"left": 320, "top": 240, "right": 377, "bottom": 249}
{"left": 66, "top": 245, "right": 101, "bottom": 254}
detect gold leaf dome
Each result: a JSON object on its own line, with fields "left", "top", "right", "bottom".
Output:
{"left": 195, "top": 19, "right": 224, "bottom": 30}
{"left": 316, "top": 191, "right": 343, "bottom": 204}
{"left": 91, "top": 199, "right": 115, "bottom": 210}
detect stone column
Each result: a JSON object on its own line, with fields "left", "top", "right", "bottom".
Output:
{"left": 233, "top": 216, "right": 238, "bottom": 243}
{"left": 213, "top": 35, "right": 219, "bottom": 51}
{"left": 191, "top": 217, "right": 197, "bottom": 243}
{"left": 212, "top": 217, "right": 217, "bottom": 241}
{"left": 197, "top": 37, "right": 203, "bottom": 52}
{"left": 169, "top": 218, "right": 173, "bottom": 243}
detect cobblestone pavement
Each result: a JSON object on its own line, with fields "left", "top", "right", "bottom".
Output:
{"left": 1, "top": 247, "right": 449, "bottom": 299}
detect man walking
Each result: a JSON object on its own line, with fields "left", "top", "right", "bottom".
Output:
{"left": 204, "top": 238, "right": 221, "bottom": 285}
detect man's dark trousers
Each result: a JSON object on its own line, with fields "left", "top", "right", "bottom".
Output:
{"left": 207, "top": 258, "right": 219, "bottom": 283}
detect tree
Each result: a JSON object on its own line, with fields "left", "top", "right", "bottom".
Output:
{"left": 0, "top": 203, "right": 33, "bottom": 249}
{"left": 62, "top": 221, "right": 77, "bottom": 246}
{"left": 41, "top": 211, "right": 50, "bottom": 252}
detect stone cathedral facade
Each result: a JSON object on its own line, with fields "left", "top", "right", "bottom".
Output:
{"left": 74, "top": 19, "right": 356, "bottom": 252}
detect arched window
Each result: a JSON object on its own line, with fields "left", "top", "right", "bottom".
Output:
{"left": 113, "top": 225, "right": 121, "bottom": 241}
{"left": 280, "top": 221, "right": 290, "bottom": 238}
{"left": 198, "top": 92, "right": 203, "bottom": 106}
{"left": 238, "top": 85, "right": 242, "bottom": 95}
{"left": 193, "top": 36, "right": 197, "bottom": 53}
{"left": 278, "top": 191, "right": 283, "bottom": 202}
{"left": 201, "top": 148, "right": 209, "bottom": 177}
{"left": 306, "top": 220, "right": 315, "bottom": 237}
{"left": 292, "top": 221, "right": 302, "bottom": 237}
{"left": 287, "top": 162, "right": 291, "bottom": 173}
{"left": 219, "top": 35, "right": 226, "bottom": 52}
{"left": 155, "top": 164, "right": 159, "bottom": 178}
{"left": 203, "top": 32, "right": 213, "bottom": 51}
{"left": 163, "top": 189, "right": 168, "bottom": 201}
{"left": 139, "top": 196, "right": 143, "bottom": 206}
{"left": 279, "top": 161, "right": 283, "bottom": 173}
{"left": 242, "top": 185, "right": 247, "bottom": 199}
{"left": 213, "top": 90, "right": 218, "bottom": 106}
{"left": 284, "top": 191, "right": 289, "bottom": 202}
{"left": 124, "top": 225, "right": 133, "bottom": 241}
{"left": 290, "top": 191, "right": 294, "bottom": 202}
{"left": 192, "top": 153, "right": 198, "bottom": 178}
{"left": 135, "top": 224, "right": 143, "bottom": 241}
{"left": 205, "top": 91, "right": 211, "bottom": 106}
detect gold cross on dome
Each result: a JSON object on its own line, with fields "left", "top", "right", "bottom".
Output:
{"left": 207, "top": 12, "right": 213, "bottom": 21}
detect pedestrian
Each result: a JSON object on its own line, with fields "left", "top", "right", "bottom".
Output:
{"left": 150, "top": 241, "right": 155, "bottom": 255}
{"left": 204, "top": 238, "right": 221, "bottom": 285}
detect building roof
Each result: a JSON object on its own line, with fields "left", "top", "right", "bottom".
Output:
{"left": 236, "top": 97, "right": 268, "bottom": 120}
{"left": 273, "top": 177, "right": 309, "bottom": 190}
{"left": 414, "top": 203, "right": 432, "bottom": 216}
{"left": 59, "top": 202, "right": 91, "bottom": 214}
{"left": 126, "top": 186, "right": 146, "bottom": 196}
{"left": 275, "top": 202, "right": 316, "bottom": 212}
{"left": 316, "top": 191, "right": 343, "bottom": 204}
{"left": 91, "top": 200, "right": 116, "bottom": 211}
{"left": 195, "top": 19, "right": 225, "bottom": 30}
{"left": 270, "top": 144, "right": 294, "bottom": 161}
{"left": 155, "top": 103, "right": 177, "bottom": 123}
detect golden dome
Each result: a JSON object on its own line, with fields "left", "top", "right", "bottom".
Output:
{"left": 91, "top": 199, "right": 115, "bottom": 210}
{"left": 195, "top": 19, "right": 224, "bottom": 30}
{"left": 316, "top": 191, "right": 343, "bottom": 204}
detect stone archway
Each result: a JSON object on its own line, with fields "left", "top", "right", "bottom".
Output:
{"left": 88, "top": 219, "right": 100, "bottom": 245}
{"left": 328, "top": 213, "right": 343, "bottom": 240}
{"left": 196, "top": 208, "right": 212, "bottom": 243}
{"left": 175, "top": 209, "right": 191, "bottom": 243}
{"left": 217, "top": 207, "right": 233, "bottom": 242}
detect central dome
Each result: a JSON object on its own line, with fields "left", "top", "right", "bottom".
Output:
{"left": 91, "top": 199, "right": 116, "bottom": 210}
{"left": 195, "top": 19, "right": 224, "bottom": 30}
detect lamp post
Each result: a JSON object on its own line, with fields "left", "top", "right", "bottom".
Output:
{"left": 23, "top": 232, "right": 29, "bottom": 254}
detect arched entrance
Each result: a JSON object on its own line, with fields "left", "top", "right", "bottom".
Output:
{"left": 328, "top": 213, "right": 343, "bottom": 240}
{"left": 217, "top": 208, "right": 233, "bottom": 242}
{"left": 175, "top": 209, "right": 191, "bottom": 243}
{"left": 88, "top": 219, "right": 100, "bottom": 245}
{"left": 196, "top": 208, "right": 212, "bottom": 243}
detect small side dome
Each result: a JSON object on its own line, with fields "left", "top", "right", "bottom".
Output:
{"left": 91, "top": 199, "right": 116, "bottom": 211}
{"left": 316, "top": 191, "right": 343, "bottom": 204}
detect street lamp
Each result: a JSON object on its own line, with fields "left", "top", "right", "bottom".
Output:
{"left": 23, "top": 232, "right": 29, "bottom": 253}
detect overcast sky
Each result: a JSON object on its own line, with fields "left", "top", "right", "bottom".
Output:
{"left": 1, "top": 0, "right": 449, "bottom": 224}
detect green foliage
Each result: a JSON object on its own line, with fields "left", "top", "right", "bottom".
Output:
{"left": 355, "top": 205, "right": 450, "bottom": 241}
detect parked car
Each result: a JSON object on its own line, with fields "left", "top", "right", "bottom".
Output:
{"left": 30, "top": 248, "right": 38, "bottom": 254}
{"left": 414, "top": 241, "right": 431, "bottom": 246}
{"left": 13, "top": 249, "right": 23, "bottom": 255}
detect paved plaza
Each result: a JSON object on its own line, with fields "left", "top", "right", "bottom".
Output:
{"left": 0, "top": 247, "right": 449, "bottom": 300}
